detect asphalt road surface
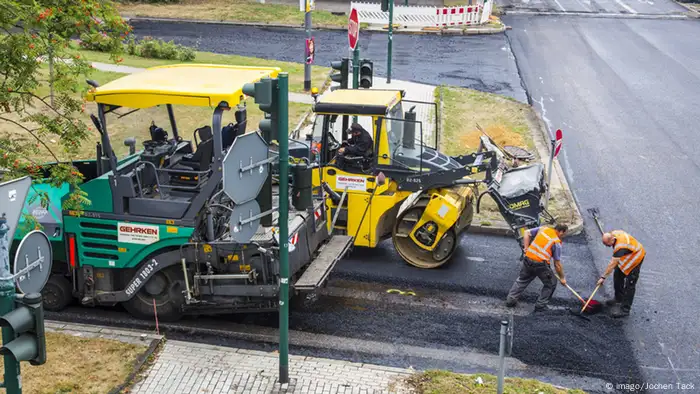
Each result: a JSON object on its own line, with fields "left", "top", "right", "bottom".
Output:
{"left": 505, "top": 15, "right": 700, "bottom": 391}
{"left": 85, "top": 12, "right": 699, "bottom": 392}
{"left": 129, "top": 19, "right": 528, "bottom": 102}
{"left": 500, "top": 0, "right": 687, "bottom": 14}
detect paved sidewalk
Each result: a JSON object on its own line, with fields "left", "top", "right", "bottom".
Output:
{"left": 132, "top": 340, "right": 413, "bottom": 394}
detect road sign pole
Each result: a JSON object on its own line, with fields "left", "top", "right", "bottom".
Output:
{"left": 387, "top": 0, "right": 393, "bottom": 84}
{"left": 0, "top": 221, "right": 21, "bottom": 394}
{"left": 304, "top": 9, "right": 312, "bottom": 91}
{"left": 278, "top": 73, "right": 290, "bottom": 384}
{"left": 544, "top": 138, "right": 555, "bottom": 212}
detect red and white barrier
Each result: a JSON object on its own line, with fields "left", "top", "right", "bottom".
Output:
{"left": 435, "top": 6, "right": 481, "bottom": 27}
{"left": 351, "top": 1, "right": 493, "bottom": 29}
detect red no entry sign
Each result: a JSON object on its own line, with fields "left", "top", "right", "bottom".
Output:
{"left": 348, "top": 8, "right": 359, "bottom": 51}
{"left": 554, "top": 129, "right": 563, "bottom": 158}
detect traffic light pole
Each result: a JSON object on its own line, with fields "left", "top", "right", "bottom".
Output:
{"left": 352, "top": 48, "right": 360, "bottom": 123}
{"left": 277, "top": 73, "right": 290, "bottom": 384}
{"left": 304, "top": 10, "right": 312, "bottom": 91}
{"left": 387, "top": 0, "right": 393, "bottom": 84}
{"left": 0, "top": 222, "right": 21, "bottom": 394}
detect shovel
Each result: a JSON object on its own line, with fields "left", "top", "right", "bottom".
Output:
{"left": 555, "top": 273, "right": 602, "bottom": 314}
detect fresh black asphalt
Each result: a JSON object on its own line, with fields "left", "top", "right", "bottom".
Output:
{"left": 129, "top": 19, "right": 528, "bottom": 101}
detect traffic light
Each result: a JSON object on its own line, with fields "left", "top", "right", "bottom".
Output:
{"left": 359, "top": 59, "right": 373, "bottom": 89}
{"left": 381, "top": 0, "right": 389, "bottom": 12}
{"left": 0, "top": 293, "right": 46, "bottom": 366}
{"left": 242, "top": 77, "right": 279, "bottom": 143}
{"left": 330, "top": 58, "right": 349, "bottom": 90}
{"left": 243, "top": 77, "right": 281, "bottom": 227}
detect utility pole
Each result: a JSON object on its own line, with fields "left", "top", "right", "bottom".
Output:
{"left": 277, "top": 73, "right": 290, "bottom": 384}
{"left": 387, "top": 0, "right": 393, "bottom": 84}
{"left": 304, "top": 0, "right": 313, "bottom": 91}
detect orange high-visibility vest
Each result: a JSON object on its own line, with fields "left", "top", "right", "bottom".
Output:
{"left": 525, "top": 227, "right": 561, "bottom": 264}
{"left": 612, "top": 230, "right": 645, "bottom": 275}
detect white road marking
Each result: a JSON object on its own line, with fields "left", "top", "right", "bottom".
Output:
{"left": 614, "top": 0, "right": 637, "bottom": 13}
{"left": 552, "top": 0, "right": 568, "bottom": 12}
{"left": 466, "top": 256, "right": 485, "bottom": 262}
{"left": 658, "top": 342, "right": 681, "bottom": 382}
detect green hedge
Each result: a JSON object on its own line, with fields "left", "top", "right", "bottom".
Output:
{"left": 80, "top": 34, "right": 196, "bottom": 61}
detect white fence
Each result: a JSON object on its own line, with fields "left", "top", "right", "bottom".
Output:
{"left": 351, "top": 1, "right": 494, "bottom": 28}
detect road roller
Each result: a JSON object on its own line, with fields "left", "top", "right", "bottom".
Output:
{"left": 297, "top": 89, "right": 550, "bottom": 269}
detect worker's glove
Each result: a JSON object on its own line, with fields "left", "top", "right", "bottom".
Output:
{"left": 596, "top": 277, "right": 605, "bottom": 287}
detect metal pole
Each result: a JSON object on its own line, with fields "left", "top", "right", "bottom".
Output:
{"left": 387, "top": 0, "right": 393, "bottom": 84}
{"left": 304, "top": 9, "right": 312, "bottom": 91}
{"left": 48, "top": 34, "right": 54, "bottom": 107}
{"left": 278, "top": 73, "right": 290, "bottom": 384}
{"left": 497, "top": 320, "right": 508, "bottom": 394}
{"left": 0, "top": 220, "right": 21, "bottom": 394}
{"left": 544, "top": 138, "right": 555, "bottom": 211}
{"left": 352, "top": 47, "right": 360, "bottom": 123}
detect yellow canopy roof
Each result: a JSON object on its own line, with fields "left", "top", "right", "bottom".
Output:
{"left": 314, "top": 89, "right": 402, "bottom": 116}
{"left": 318, "top": 89, "right": 401, "bottom": 107}
{"left": 85, "top": 64, "right": 281, "bottom": 108}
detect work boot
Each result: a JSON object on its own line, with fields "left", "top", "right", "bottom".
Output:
{"left": 605, "top": 298, "right": 620, "bottom": 306}
{"left": 533, "top": 304, "right": 550, "bottom": 312}
{"left": 505, "top": 298, "right": 518, "bottom": 308}
{"left": 610, "top": 304, "right": 630, "bottom": 318}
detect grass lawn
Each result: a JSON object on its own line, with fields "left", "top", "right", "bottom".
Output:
{"left": 78, "top": 49, "right": 331, "bottom": 94}
{"left": 438, "top": 85, "right": 534, "bottom": 157}
{"left": 0, "top": 332, "right": 147, "bottom": 394}
{"left": 118, "top": 0, "right": 349, "bottom": 28}
{"left": 437, "top": 85, "right": 574, "bottom": 226}
{"left": 0, "top": 67, "right": 311, "bottom": 161}
{"left": 405, "top": 370, "right": 586, "bottom": 394}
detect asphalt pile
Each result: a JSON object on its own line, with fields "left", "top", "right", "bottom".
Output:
{"left": 285, "top": 296, "right": 643, "bottom": 386}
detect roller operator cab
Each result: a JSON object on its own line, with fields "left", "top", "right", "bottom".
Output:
{"left": 296, "top": 89, "right": 553, "bottom": 269}
{"left": 12, "top": 65, "right": 351, "bottom": 321}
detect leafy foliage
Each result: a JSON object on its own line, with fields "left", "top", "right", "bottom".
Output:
{"left": 0, "top": 0, "right": 130, "bottom": 218}
{"left": 81, "top": 33, "right": 197, "bottom": 61}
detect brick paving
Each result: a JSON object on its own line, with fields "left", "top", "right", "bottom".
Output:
{"left": 132, "top": 340, "right": 413, "bottom": 394}
{"left": 45, "top": 321, "right": 414, "bottom": 394}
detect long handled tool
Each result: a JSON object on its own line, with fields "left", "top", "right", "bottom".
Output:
{"left": 555, "top": 273, "right": 602, "bottom": 314}
{"left": 587, "top": 207, "right": 605, "bottom": 235}
{"left": 581, "top": 283, "right": 602, "bottom": 314}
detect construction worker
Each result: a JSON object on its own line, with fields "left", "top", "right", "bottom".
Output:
{"left": 336, "top": 123, "right": 373, "bottom": 171}
{"left": 597, "top": 230, "right": 645, "bottom": 318}
{"left": 505, "top": 224, "right": 568, "bottom": 312}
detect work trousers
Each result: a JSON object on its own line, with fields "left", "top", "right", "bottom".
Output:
{"left": 507, "top": 257, "right": 557, "bottom": 308}
{"left": 613, "top": 260, "right": 643, "bottom": 312}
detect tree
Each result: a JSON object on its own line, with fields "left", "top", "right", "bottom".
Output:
{"left": 0, "top": 0, "right": 129, "bottom": 223}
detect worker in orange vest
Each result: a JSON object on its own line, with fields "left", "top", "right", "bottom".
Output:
{"left": 505, "top": 224, "right": 568, "bottom": 312}
{"left": 598, "top": 230, "right": 645, "bottom": 318}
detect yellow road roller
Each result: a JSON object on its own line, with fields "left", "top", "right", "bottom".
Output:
{"left": 292, "top": 89, "right": 550, "bottom": 269}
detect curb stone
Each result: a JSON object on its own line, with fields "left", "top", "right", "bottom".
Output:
{"left": 122, "top": 15, "right": 505, "bottom": 35}
{"left": 530, "top": 110, "right": 585, "bottom": 237}
{"left": 673, "top": 1, "right": 700, "bottom": 17}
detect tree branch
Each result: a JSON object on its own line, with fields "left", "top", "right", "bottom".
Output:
{"left": 0, "top": 116, "right": 59, "bottom": 162}
{"left": 14, "top": 91, "right": 75, "bottom": 124}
